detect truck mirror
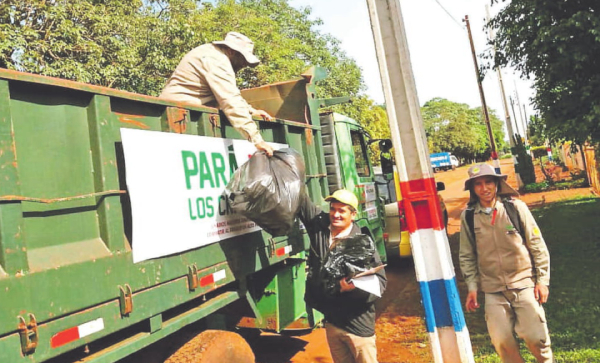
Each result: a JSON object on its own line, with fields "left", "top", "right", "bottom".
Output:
{"left": 380, "top": 153, "right": 394, "bottom": 177}
{"left": 436, "top": 182, "right": 446, "bottom": 191}
{"left": 379, "top": 139, "right": 394, "bottom": 177}
{"left": 378, "top": 139, "right": 393, "bottom": 152}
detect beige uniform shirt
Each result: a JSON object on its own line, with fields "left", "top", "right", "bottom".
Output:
{"left": 459, "top": 198, "right": 550, "bottom": 293}
{"left": 159, "top": 44, "right": 263, "bottom": 144}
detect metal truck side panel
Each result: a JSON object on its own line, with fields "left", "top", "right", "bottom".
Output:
{"left": 0, "top": 69, "right": 316, "bottom": 362}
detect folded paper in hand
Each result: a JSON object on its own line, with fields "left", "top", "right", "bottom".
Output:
{"left": 351, "top": 274, "right": 381, "bottom": 297}
{"left": 350, "top": 264, "right": 386, "bottom": 297}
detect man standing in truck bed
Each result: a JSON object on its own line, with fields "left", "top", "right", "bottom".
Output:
{"left": 160, "top": 32, "right": 274, "bottom": 156}
{"left": 298, "top": 189, "right": 386, "bottom": 363}
{"left": 459, "top": 163, "right": 552, "bottom": 362}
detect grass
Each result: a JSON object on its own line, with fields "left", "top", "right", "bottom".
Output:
{"left": 523, "top": 179, "right": 588, "bottom": 193}
{"left": 450, "top": 196, "right": 600, "bottom": 362}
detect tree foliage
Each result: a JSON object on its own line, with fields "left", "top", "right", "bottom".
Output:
{"left": 0, "top": 0, "right": 389, "bottom": 151}
{"left": 487, "top": 0, "right": 600, "bottom": 144}
{"left": 527, "top": 114, "right": 547, "bottom": 147}
{"left": 0, "top": 0, "right": 364, "bottom": 99}
{"left": 421, "top": 98, "right": 507, "bottom": 162}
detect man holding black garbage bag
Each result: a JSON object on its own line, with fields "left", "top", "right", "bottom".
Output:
{"left": 298, "top": 189, "right": 387, "bottom": 363}
{"left": 226, "top": 149, "right": 385, "bottom": 362}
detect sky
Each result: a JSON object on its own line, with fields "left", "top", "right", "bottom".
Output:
{"left": 288, "top": 0, "right": 535, "bottom": 138}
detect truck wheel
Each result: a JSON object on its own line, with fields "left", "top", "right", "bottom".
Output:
{"left": 164, "top": 330, "right": 255, "bottom": 363}
{"left": 434, "top": 167, "right": 440, "bottom": 173}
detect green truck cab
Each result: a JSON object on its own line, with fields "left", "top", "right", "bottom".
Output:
{"left": 0, "top": 67, "right": 386, "bottom": 363}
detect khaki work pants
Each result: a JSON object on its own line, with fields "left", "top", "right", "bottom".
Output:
{"left": 485, "top": 288, "right": 553, "bottom": 363}
{"left": 325, "top": 323, "right": 378, "bottom": 363}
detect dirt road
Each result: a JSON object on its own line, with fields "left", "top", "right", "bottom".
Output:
{"left": 252, "top": 158, "right": 595, "bottom": 363}
{"left": 122, "top": 158, "right": 593, "bottom": 363}
{"left": 249, "top": 162, "right": 484, "bottom": 363}
{"left": 250, "top": 164, "right": 478, "bottom": 363}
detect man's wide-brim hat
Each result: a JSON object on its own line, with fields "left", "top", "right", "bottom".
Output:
{"left": 464, "top": 163, "right": 519, "bottom": 201}
{"left": 213, "top": 32, "right": 260, "bottom": 67}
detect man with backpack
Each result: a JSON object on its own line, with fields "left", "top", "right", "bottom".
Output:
{"left": 459, "top": 163, "right": 553, "bottom": 363}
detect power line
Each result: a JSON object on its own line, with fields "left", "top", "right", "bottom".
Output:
{"left": 431, "top": 0, "right": 465, "bottom": 30}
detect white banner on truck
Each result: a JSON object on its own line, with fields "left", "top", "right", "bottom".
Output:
{"left": 120, "top": 128, "right": 287, "bottom": 263}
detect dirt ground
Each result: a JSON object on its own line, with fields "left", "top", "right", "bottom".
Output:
{"left": 251, "top": 157, "right": 595, "bottom": 363}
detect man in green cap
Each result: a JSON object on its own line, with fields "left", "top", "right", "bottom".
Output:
{"left": 298, "top": 189, "right": 386, "bottom": 363}
{"left": 459, "top": 163, "right": 552, "bottom": 363}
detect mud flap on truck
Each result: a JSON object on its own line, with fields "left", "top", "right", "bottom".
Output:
{"left": 236, "top": 256, "right": 318, "bottom": 334}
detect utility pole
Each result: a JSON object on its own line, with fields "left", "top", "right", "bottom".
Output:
{"left": 485, "top": 5, "right": 515, "bottom": 148}
{"left": 514, "top": 82, "right": 528, "bottom": 143}
{"left": 366, "top": 1, "right": 474, "bottom": 362}
{"left": 509, "top": 95, "right": 522, "bottom": 138}
{"left": 464, "top": 15, "right": 501, "bottom": 174}
{"left": 484, "top": 6, "right": 524, "bottom": 187}
{"left": 522, "top": 104, "right": 529, "bottom": 137}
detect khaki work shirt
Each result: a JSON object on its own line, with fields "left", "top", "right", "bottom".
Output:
{"left": 159, "top": 44, "right": 263, "bottom": 144}
{"left": 459, "top": 198, "right": 550, "bottom": 293}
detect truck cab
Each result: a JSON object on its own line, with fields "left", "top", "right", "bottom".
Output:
{"left": 320, "top": 112, "right": 387, "bottom": 261}
{"left": 430, "top": 152, "right": 459, "bottom": 172}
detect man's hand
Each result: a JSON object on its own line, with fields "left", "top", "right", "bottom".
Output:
{"left": 255, "top": 141, "right": 274, "bottom": 157}
{"left": 252, "top": 109, "right": 274, "bottom": 121}
{"left": 534, "top": 284, "right": 549, "bottom": 304}
{"left": 465, "top": 290, "right": 480, "bottom": 312}
{"left": 340, "top": 278, "right": 355, "bottom": 293}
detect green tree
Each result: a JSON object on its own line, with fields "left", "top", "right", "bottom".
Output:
{"left": 0, "top": 0, "right": 388, "bottom": 156}
{"left": 421, "top": 98, "right": 506, "bottom": 163}
{"left": 0, "top": 0, "right": 365, "bottom": 99}
{"left": 527, "top": 114, "right": 547, "bottom": 147}
{"left": 0, "top": 0, "right": 147, "bottom": 88}
{"left": 487, "top": 0, "right": 600, "bottom": 145}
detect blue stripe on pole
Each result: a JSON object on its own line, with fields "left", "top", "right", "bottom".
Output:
{"left": 420, "top": 278, "right": 466, "bottom": 333}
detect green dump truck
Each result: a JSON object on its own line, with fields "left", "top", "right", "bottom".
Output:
{"left": 0, "top": 67, "right": 387, "bottom": 362}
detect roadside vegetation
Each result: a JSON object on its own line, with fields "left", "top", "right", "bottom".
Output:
{"left": 451, "top": 196, "right": 600, "bottom": 362}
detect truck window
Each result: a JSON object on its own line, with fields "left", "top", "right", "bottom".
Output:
{"left": 351, "top": 131, "right": 370, "bottom": 177}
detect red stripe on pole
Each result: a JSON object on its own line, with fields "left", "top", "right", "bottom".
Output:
{"left": 399, "top": 178, "right": 444, "bottom": 233}
{"left": 200, "top": 274, "right": 215, "bottom": 287}
{"left": 51, "top": 326, "right": 80, "bottom": 348}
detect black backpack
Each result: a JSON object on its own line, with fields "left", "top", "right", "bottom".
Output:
{"left": 465, "top": 197, "right": 525, "bottom": 254}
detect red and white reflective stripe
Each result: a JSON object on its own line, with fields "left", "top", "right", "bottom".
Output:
{"left": 276, "top": 245, "right": 292, "bottom": 257}
{"left": 399, "top": 178, "right": 444, "bottom": 233}
{"left": 51, "top": 318, "right": 104, "bottom": 348}
{"left": 199, "top": 269, "right": 226, "bottom": 287}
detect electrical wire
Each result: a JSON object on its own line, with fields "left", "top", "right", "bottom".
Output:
{"left": 431, "top": 0, "right": 465, "bottom": 30}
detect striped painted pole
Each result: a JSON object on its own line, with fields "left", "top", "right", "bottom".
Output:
{"left": 365, "top": 0, "right": 474, "bottom": 361}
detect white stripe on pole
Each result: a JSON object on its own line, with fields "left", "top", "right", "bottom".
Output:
{"left": 410, "top": 229, "right": 455, "bottom": 281}
{"left": 428, "top": 331, "right": 444, "bottom": 362}
{"left": 365, "top": 0, "right": 475, "bottom": 361}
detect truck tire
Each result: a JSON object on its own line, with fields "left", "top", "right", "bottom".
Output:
{"left": 164, "top": 330, "right": 255, "bottom": 363}
{"left": 434, "top": 167, "right": 440, "bottom": 173}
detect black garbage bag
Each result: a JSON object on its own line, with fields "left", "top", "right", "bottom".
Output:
{"left": 225, "top": 148, "right": 306, "bottom": 237}
{"left": 321, "top": 234, "right": 376, "bottom": 296}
